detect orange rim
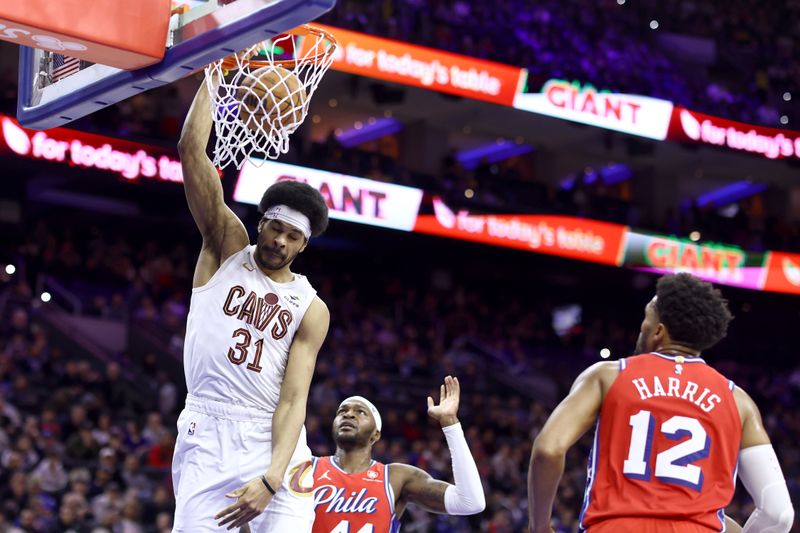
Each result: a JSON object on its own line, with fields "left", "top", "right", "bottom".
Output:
{"left": 220, "top": 24, "right": 337, "bottom": 71}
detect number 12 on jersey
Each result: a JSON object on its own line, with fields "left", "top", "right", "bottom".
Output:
{"left": 622, "top": 410, "right": 711, "bottom": 491}
{"left": 329, "top": 521, "right": 373, "bottom": 533}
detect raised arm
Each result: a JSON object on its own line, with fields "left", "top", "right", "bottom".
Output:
{"left": 528, "top": 361, "right": 616, "bottom": 533}
{"left": 734, "top": 387, "right": 794, "bottom": 533}
{"left": 178, "top": 81, "right": 248, "bottom": 288}
{"left": 392, "top": 376, "right": 485, "bottom": 517}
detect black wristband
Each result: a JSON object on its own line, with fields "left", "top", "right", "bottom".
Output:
{"left": 260, "top": 475, "right": 276, "bottom": 495}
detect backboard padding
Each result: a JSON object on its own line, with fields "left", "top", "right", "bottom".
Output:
{"left": 17, "top": 0, "right": 336, "bottom": 129}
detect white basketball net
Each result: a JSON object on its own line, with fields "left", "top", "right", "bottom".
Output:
{"left": 204, "top": 26, "right": 337, "bottom": 169}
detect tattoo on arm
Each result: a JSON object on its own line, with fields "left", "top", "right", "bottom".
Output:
{"left": 400, "top": 466, "right": 450, "bottom": 514}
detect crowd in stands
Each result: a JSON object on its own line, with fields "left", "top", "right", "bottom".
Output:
{"left": 0, "top": 286, "right": 177, "bottom": 532}
{"left": 1, "top": 213, "right": 799, "bottom": 532}
{"left": 1, "top": 0, "right": 797, "bottom": 131}
{"left": 321, "top": 0, "right": 798, "bottom": 127}
{"left": 638, "top": 0, "right": 799, "bottom": 126}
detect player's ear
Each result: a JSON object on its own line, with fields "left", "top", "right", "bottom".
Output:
{"left": 257, "top": 218, "right": 265, "bottom": 233}
{"left": 370, "top": 430, "right": 381, "bottom": 445}
{"left": 299, "top": 238, "right": 309, "bottom": 253}
{"left": 654, "top": 322, "right": 668, "bottom": 343}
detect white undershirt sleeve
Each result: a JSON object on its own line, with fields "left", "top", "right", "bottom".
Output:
{"left": 739, "top": 444, "right": 794, "bottom": 533}
{"left": 441, "top": 423, "right": 486, "bottom": 515}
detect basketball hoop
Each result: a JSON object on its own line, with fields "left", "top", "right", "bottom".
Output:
{"left": 205, "top": 24, "right": 338, "bottom": 168}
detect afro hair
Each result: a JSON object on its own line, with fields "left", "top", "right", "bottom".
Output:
{"left": 258, "top": 180, "right": 329, "bottom": 238}
{"left": 654, "top": 273, "right": 733, "bottom": 351}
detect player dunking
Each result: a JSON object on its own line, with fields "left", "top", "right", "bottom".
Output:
{"left": 528, "top": 274, "right": 795, "bottom": 533}
{"left": 172, "top": 79, "right": 330, "bottom": 532}
{"left": 310, "top": 376, "right": 485, "bottom": 532}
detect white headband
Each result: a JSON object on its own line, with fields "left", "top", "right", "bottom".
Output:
{"left": 340, "top": 396, "right": 382, "bottom": 432}
{"left": 262, "top": 204, "right": 312, "bottom": 239}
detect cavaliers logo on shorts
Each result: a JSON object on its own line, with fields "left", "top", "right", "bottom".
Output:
{"left": 288, "top": 460, "right": 315, "bottom": 497}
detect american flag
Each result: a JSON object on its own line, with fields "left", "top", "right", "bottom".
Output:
{"left": 52, "top": 54, "right": 81, "bottom": 81}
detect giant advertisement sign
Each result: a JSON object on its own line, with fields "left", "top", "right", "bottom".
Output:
{"left": 234, "top": 160, "right": 425, "bottom": 231}
{"left": 0, "top": 115, "right": 183, "bottom": 182}
{"left": 621, "top": 232, "right": 767, "bottom": 291}
{"left": 669, "top": 107, "right": 800, "bottom": 161}
{"left": 233, "top": 163, "right": 800, "bottom": 295}
{"left": 311, "top": 25, "right": 528, "bottom": 107}
{"left": 513, "top": 79, "right": 674, "bottom": 140}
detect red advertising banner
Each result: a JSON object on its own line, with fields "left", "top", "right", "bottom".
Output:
{"left": 312, "top": 24, "right": 528, "bottom": 107}
{"left": 762, "top": 251, "right": 800, "bottom": 295}
{"left": 0, "top": 115, "right": 183, "bottom": 182}
{"left": 669, "top": 107, "right": 800, "bottom": 161}
{"left": 413, "top": 198, "right": 627, "bottom": 266}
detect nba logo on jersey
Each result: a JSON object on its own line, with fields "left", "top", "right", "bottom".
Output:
{"left": 187, "top": 421, "right": 196, "bottom": 435}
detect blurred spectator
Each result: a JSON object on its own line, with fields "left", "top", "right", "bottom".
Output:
{"left": 30, "top": 448, "right": 68, "bottom": 494}
{"left": 65, "top": 422, "right": 100, "bottom": 463}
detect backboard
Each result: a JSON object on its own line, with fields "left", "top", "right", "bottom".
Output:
{"left": 16, "top": 0, "right": 336, "bottom": 129}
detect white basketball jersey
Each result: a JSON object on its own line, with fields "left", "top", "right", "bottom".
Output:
{"left": 183, "top": 244, "right": 318, "bottom": 413}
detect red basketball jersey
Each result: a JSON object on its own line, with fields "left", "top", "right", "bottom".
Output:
{"left": 580, "top": 353, "right": 742, "bottom": 531}
{"left": 312, "top": 456, "right": 401, "bottom": 533}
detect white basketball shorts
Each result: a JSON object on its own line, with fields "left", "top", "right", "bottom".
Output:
{"left": 172, "top": 394, "right": 315, "bottom": 532}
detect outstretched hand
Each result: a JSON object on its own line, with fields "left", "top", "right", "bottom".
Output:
{"left": 215, "top": 476, "right": 274, "bottom": 530}
{"left": 427, "top": 375, "right": 460, "bottom": 427}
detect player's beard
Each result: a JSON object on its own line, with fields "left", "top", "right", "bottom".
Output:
{"left": 634, "top": 333, "right": 643, "bottom": 355}
{"left": 634, "top": 332, "right": 650, "bottom": 355}
{"left": 333, "top": 426, "right": 371, "bottom": 449}
{"left": 256, "top": 246, "right": 295, "bottom": 271}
